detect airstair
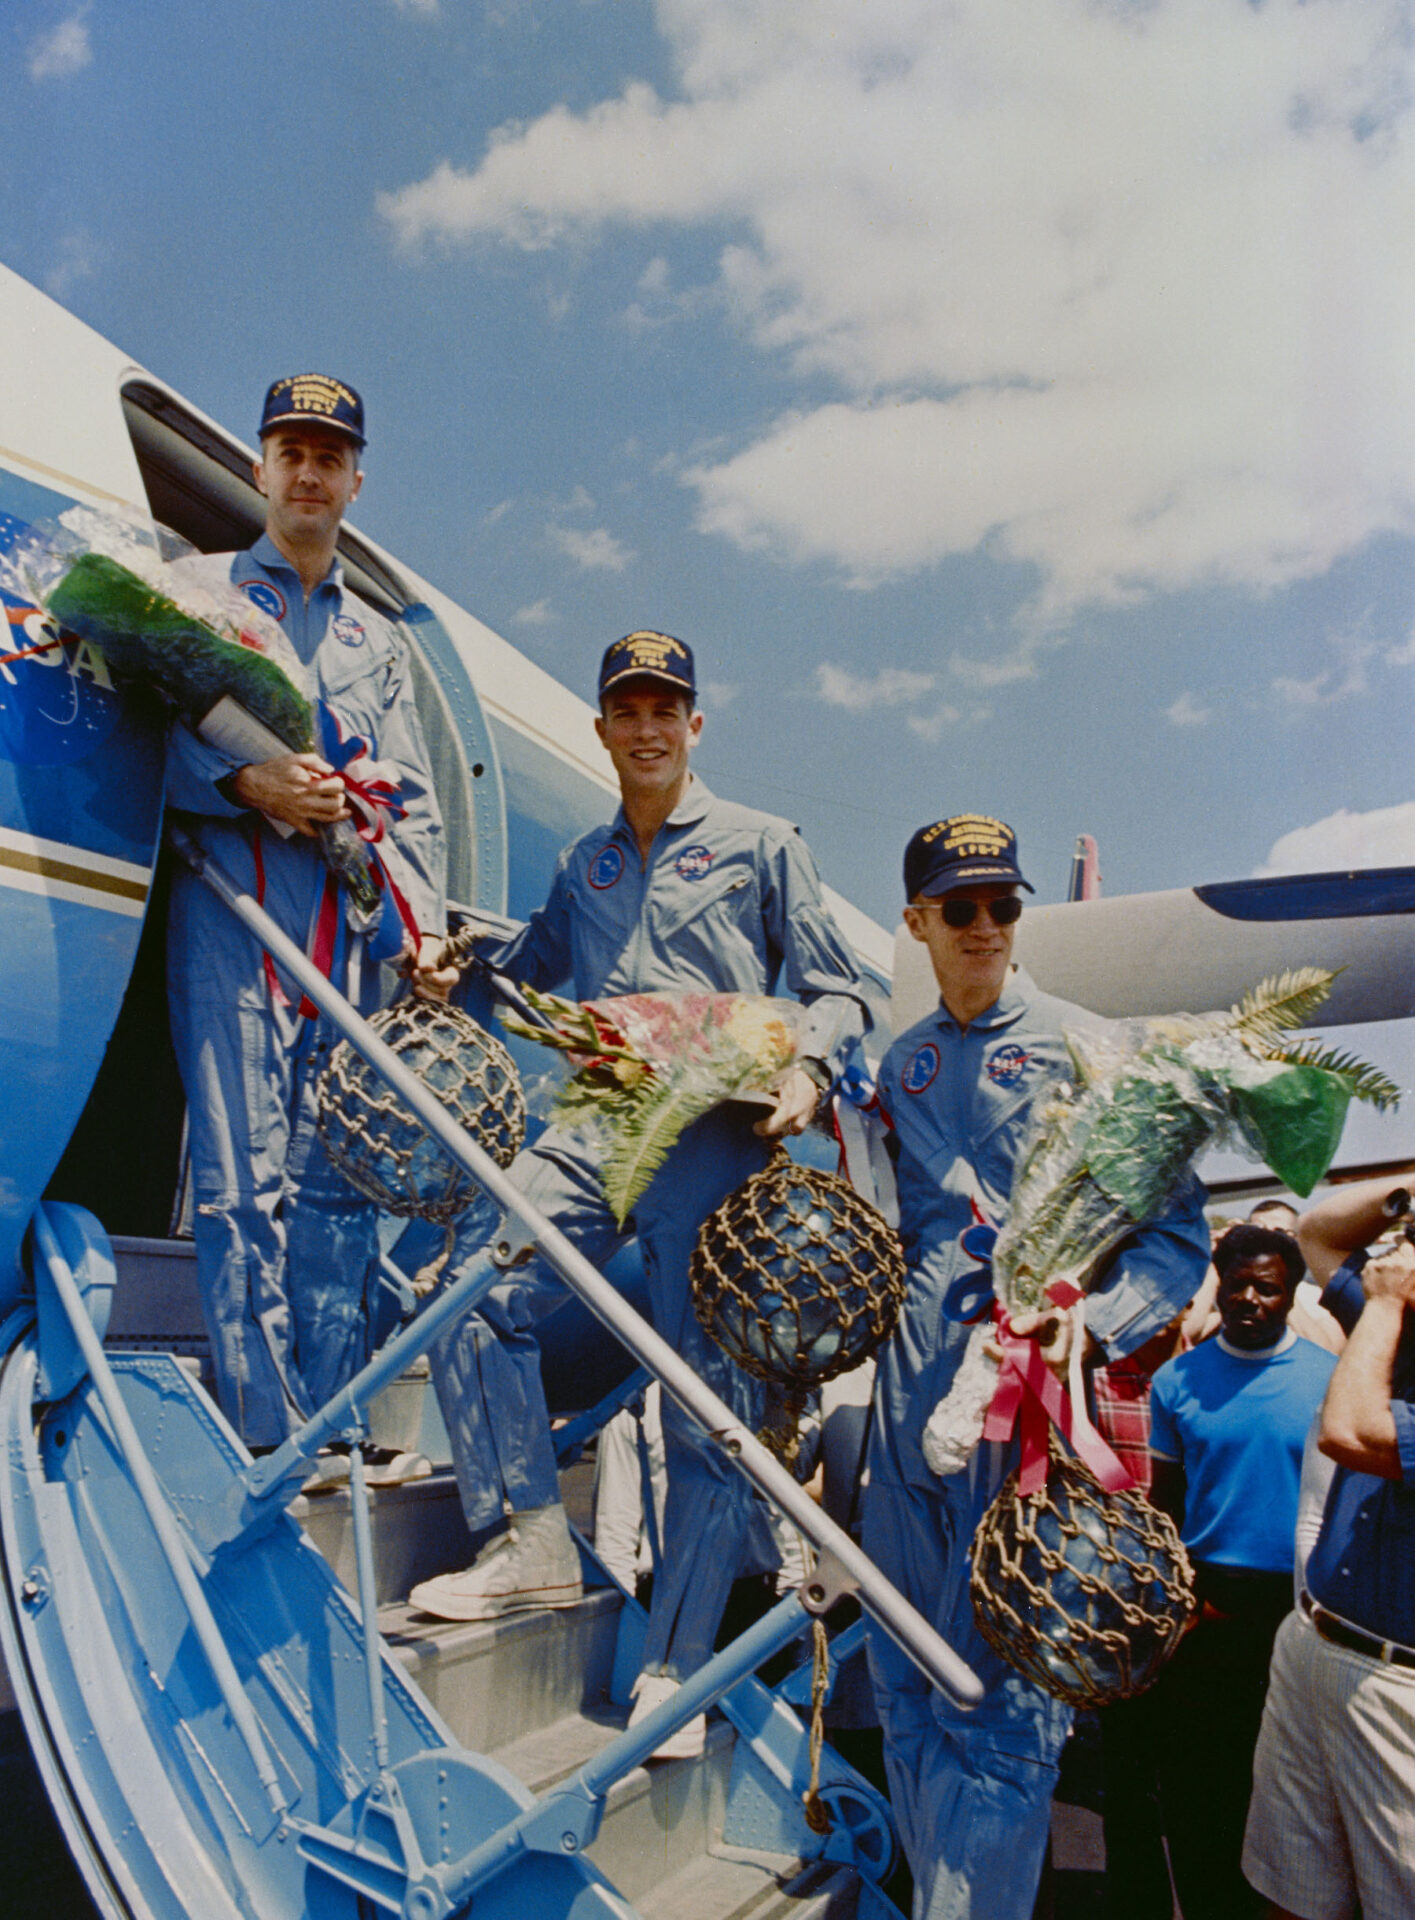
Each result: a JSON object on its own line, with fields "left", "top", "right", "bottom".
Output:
{"left": 0, "top": 835, "right": 980, "bottom": 1919}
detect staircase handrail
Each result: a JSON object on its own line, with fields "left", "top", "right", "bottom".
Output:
{"left": 171, "top": 826, "right": 982, "bottom": 1713}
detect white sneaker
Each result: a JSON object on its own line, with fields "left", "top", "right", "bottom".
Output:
{"left": 302, "top": 1448, "right": 352, "bottom": 1493}
{"left": 409, "top": 1504, "right": 583, "bottom": 1621}
{"left": 627, "top": 1672, "right": 707, "bottom": 1762}
{"left": 362, "top": 1447, "right": 432, "bottom": 1487}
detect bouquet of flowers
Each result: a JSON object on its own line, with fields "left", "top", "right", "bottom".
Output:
{"left": 501, "top": 988, "right": 810, "bottom": 1224}
{"left": 922, "top": 968, "right": 1401, "bottom": 1477}
{"left": 0, "top": 506, "right": 382, "bottom": 916}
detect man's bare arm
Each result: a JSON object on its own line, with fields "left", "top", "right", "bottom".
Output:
{"left": 1319, "top": 1241, "right": 1415, "bottom": 1479}
{"left": 1297, "top": 1170, "right": 1415, "bottom": 1289}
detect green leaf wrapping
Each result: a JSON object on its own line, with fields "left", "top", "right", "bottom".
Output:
{"left": 1227, "top": 1068, "right": 1352, "bottom": 1199}
{"left": 48, "top": 552, "right": 314, "bottom": 749}
{"left": 1083, "top": 1067, "right": 1216, "bottom": 1218}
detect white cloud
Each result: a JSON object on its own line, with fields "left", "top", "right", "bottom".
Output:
{"left": 1167, "top": 691, "right": 1211, "bottom": 726}
{"left": 511, "top": 597, "right": 555, "bottom": 625}
{"left": 1257, "top": 802, "right": 1415, "bottom": 875}
{"left": 907, "top": 705, "right": 964, "bottom": 742}
{"left": 1272, "top": 632, "right": 1378, "bottom": 709}
{"left": 815, "top": 662, "right": 937, "bottom": 711}
{"left": 379, "top": 0, "right": 1415, "bottom": 618}
{"left": 550, "top": 524, "right": 634, "bottom": 571}
{"left": 391, "top": 0, "right": 438, "bottom": 11}
{"left": 699, "top": 679, "right": 739, "bottom": 708}
{"left": 28, "top": 12, "right": 91, "bottom": 81}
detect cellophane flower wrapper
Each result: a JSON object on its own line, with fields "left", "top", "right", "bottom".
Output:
{"left": 922, "top": 975, "right": 1399, "bottom": 1479}
{"left": 0, "top": 505, "right": 381, "bottom": 916}
{"left": 502, "top": 989, "right": 810, "bottom": 1224}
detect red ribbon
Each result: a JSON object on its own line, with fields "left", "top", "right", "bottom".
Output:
{"left": 980, "top": 1282, "right": 1136, "bottom": 1498}
{"left": 252, "top": 751, "right": 420, "bottom": 1019}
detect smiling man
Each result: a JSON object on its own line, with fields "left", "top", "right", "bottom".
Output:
{"left": 863, "top": 814, "right": 1210, "bottom": 1920}
{"left": 416, "top": 630, "right": 866, "bottom": 1757}
{"left": 164, "top": 374, "right": 449, "bottom": 1474}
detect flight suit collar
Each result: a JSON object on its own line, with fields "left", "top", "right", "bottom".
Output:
{"left": 246, "top": 532, "right": 345, "bottom": 597}
{"left": 930, "top": 964, "right": 1036, "bottom": 1033}
{"left": 608, "top": 774, "right": 716, "bottom": 844}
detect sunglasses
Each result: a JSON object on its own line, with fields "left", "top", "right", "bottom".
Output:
{"left": 918, "top": 895, "right": 1024, "bottom": 929}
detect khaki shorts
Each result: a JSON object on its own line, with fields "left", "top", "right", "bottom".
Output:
{"left": 1244, "top": 1609, "right": 1415, "bottom": 1920}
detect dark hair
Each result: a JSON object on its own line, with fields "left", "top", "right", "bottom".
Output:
{"left": 1214, "top": 1222, "right": 1304, "bottom": 1290}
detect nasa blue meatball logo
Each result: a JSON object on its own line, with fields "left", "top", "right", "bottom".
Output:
{"left": 675, "top": 844, "right": 714, "bottom": 881}
{"left": 241, "top": 578, "right": 287, "bottom": 622}
{"left": 588, "top": 843, "right": 624, "bottom": 889}
{"left": 985, "top": 1043, "right": 1030, "bottom": 1088}
{"left": 902, "top": 1042, "right": 941, "bottom": 1095}
{"left": 0, "top": 592, "right": 122, "bottom": 769}
{"left": 332, "top": 614, "right": 366, "bottom": 649}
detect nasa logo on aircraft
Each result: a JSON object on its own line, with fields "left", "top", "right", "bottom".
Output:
{"left": 675, "top": 844, "right": 714, "bottom": 881}
{"left": 0, "top": 590, "right": 121, "bottom": 769}
{"left": 902, "top": 1042, "right": 941, "bottom": 1095}
{"left": 588, "top": 843, "right": 624, "bottom": 889}
{"left": 241, "top": 579, "right": 287, "bottom": 622}
{"left": 332, "top": 615, "right": 366, "bottom": 649}
{"left": 986, "top": 1044, "right": 1030, "bottom": 1087}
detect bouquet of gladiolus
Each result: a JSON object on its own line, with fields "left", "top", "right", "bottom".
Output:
{"left": 922, "top": 968, "right": 1401, "bottom": 1478}
{"left": 501, "top": 988, "right": 810, "bottom": 1224}
{"left": 0, "top": 505, "right": 383, "bottom": 915}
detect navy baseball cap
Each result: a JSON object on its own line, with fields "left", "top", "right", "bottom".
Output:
{"left": 904, "top": 814, "right": 1034, "bottom": 898}
{"left": 598, "top": 630, "right": 696, "bottom": 702}
{"left": 259, "top": 374, "right": 366, "bottom": 449}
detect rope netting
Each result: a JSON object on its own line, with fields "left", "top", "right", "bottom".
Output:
{"left": 690, "top": 1150, "right": 906, "bottom": 1459}
{"left": 315, "top": 999, "right": 526, "bottom": 1226}
{"left": 970, "top": 1446, "right": 1195, "bottom": 1709}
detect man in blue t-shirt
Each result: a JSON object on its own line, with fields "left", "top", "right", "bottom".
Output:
{"left": 1148, "top": 1222, "right": 1336, "bottom": 1920}
{"left": 1244, "top": 1172, "right": 1415, "bottom": 1920}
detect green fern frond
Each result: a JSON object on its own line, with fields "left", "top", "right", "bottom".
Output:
{"left": 600, "top": 1084, "right": 722, "bottom": 1226}
{"left": 1250, "top": 1039, "right": 1403, "bottom": 1111}
{"left": 1223, "top": 968, "right": 1337, "bottom": 1046}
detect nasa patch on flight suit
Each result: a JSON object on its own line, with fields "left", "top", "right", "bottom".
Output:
{"left": 332, "top": 614, "right": 366, "bottom": 649}
{"left": 985, "top": 1043, "right": 1030, "bottom": 1087}
{"left": 901, "top": 1041, "right": 941, "bottom": 1094}
{"left": 588, "top": 843, "right": 624, "bottom": 889}
{"left": 674, "top": 844, "right": 714, "bottom": 881}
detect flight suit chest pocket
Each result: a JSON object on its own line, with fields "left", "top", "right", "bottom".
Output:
{"left": 655, "top": 865, "right": 753, "bottom": 942}
{"left": 317, "top": 627, "right": 397, "bottom": 710}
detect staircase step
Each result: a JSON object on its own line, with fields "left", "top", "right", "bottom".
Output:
{"left": 489, "top": 1705, "right": 739, "bottom": 1903}
{"left": 635, "top": 1854, "right": 866, "bottom": 1920}
{"left": 380, "top": 1587, "right": 623, "bottom": 1748}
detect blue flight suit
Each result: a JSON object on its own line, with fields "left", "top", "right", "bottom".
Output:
{"left": 431, "top": 776, "right": 865, "bottom": 1677}
{"left": 863, "top": 970, "right": 1210, "bottom": 1920}
{"left": 165, "top": 536, "right": 445, "bottom": 1446}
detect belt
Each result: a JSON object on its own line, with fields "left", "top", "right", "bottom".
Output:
{"left": 1300, "top": 1590, "right": 1415, "bottom": 1670}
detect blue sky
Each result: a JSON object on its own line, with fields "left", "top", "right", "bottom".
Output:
{"left": 3, "top": 0, "right": 1412, "bottom": 930}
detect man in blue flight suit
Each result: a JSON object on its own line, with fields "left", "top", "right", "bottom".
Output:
{"left": 413, "top": 631, "right": 867, "bottom": 1757}
{"left": 864, "top": 814, "right": 1210, "bottom": 1920}
{"left": 165, "top": 374, "right": 450, "bottom": 1464}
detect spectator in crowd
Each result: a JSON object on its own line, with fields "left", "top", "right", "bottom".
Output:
{"left": 1243, "top": 1172, "right": 1415, "bottom": 1920}
{"left": 1147, "top": 1222, "right": 1336, "bottom": 1917}
{"left": 1249, "top": 1198, "right": 1344, "bottom": 1354}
